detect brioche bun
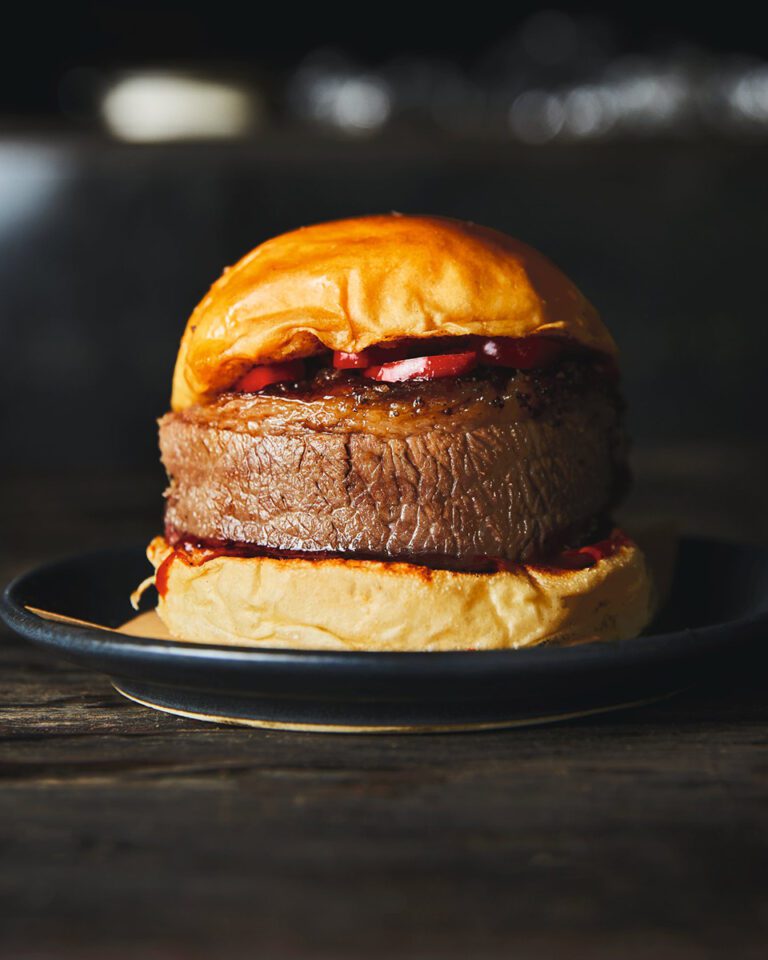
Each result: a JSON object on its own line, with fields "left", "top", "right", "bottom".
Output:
{"left": 171, "top": 214, "right": 616, "bottom": 410}
{"left": 146, "top": 535, "right": 654, "bottom": 653}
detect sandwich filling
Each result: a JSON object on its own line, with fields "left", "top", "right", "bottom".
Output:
{"left": 160, "top": 341, "right": 627, "bottom": 573}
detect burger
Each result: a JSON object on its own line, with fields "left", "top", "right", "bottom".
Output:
{"left": 137, "top": 214, "right": 655, "bottom": 651}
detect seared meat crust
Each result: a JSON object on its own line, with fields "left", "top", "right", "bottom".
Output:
{"left": 160, "top": 363, "right": 627, "bottom": 566}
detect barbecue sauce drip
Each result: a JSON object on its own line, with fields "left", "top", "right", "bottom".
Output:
{"left": 154, "top": 552, "right": 175, "bottom": 598}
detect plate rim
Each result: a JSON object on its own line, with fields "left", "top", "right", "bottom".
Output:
{"left": 2, "top": 537, "right": 767, "bottom": 677}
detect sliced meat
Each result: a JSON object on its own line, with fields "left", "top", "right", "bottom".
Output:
{"left": 159, "top": 366, "right": 627, "bottom": 565}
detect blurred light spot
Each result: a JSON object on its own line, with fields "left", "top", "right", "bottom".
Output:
{"left": 602, "top": 58, "right": 690, "bottom": 130}
{"left": 562, "top": 86, "right": 614, "bottom": 137}
{"left": 509, "top": 90, "right": 564, "bottom": 142}
{"left": 102, "top": 73, "right": 258, "bottom": 142}
{"left": 0, "top": 146, "right": 67, "bottom": 238}
{"left": 305, "top": 73, "right": 391, "bottom": 134}
{"left": 730, "top": 67, "right": 768, "bottom": 122}
{"left": 288, "top": 43, "right": 768, "bottom": 143}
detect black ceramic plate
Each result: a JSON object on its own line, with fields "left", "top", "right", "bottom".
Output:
{"left": 2, "top": 538, "right": 767, "bottom": 733}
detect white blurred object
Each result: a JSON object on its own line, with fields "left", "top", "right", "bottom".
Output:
{"left": 726, "top": 64, "right": 768, "bottom": 125}
{"left": 509, "top": 90, "right": 565, "bottom": 142}
{"left": 561, "top": 85, "right": 615, "bottom": 138}
{"left": 506, "top": 56, "right": 718, "bottom": 142}
{"left": 313, "top": 75, "right": 391, "bottom": 132}
{"left": 601, "top": 57, "right": 691, "bottom": 132}
{"left": 0, "top": 145, "right": 68, "bottom": 237}
{"left": 285, "top": 21, "right": 768, "bottom": 143}
{"left": 291, "top": 55, "right": 392, "bottom": 135}
{"left": 101, "top": 72, "right": 260, "bottom": 142}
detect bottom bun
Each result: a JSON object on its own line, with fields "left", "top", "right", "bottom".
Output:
{"left": 144, "top": 534, "right": 656, "bottom": 652}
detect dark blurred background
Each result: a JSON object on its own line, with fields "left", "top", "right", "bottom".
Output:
{"left": 1, "top": 2, "right": 766, "bottom": 572}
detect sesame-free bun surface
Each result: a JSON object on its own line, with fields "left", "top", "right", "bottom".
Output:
{"left": 146, "top": 535, "right": 654, "bottom": 652}
{"left": 172, "top": 214, "right": 616, "bottom": 409}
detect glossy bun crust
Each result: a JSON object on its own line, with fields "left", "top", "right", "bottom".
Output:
{"left": 171, "top": 214, "right": 617, "bottom": 409}
{"left": 146, "top": 535, "right": 655, "bottom": 652}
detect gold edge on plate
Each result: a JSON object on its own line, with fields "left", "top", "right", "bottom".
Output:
{"left": 111, "top": 683, "right": 679, "bottom": 735}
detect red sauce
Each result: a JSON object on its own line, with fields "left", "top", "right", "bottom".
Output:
{"left": 165, "top": 535, "right": 506, "bottom": 573}
{"left": 543, "top": 529, "right": 630, "bottom": 572}
{"left": 159, "top": 528, "right": 631, "bottom": 579}
{"left": 154, "top": 552, "right": 176, "bottom": 598}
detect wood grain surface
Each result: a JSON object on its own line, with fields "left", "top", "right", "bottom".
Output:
{"left": 1, "top": 627, "right": 767, "bottom": 960}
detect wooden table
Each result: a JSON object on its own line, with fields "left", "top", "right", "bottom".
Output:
{"left": 1, "top": 465, "right": 767, "bottom": 959}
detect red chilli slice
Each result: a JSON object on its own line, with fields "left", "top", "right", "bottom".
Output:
{"left": 479, "top": 336, "right": 565, "bottom": 370}
{"left": 332, "top": 350, "right": 372, "bottom": 369}
{"left": 235, "top": 360, "right": 306, "bottom": 392}
{"left": 363, "top": 351, "right": 478, "bottom": 382}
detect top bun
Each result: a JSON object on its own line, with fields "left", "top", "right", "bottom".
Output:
{"left": 171, "top": 214, "right": 616, "bottom": 410}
